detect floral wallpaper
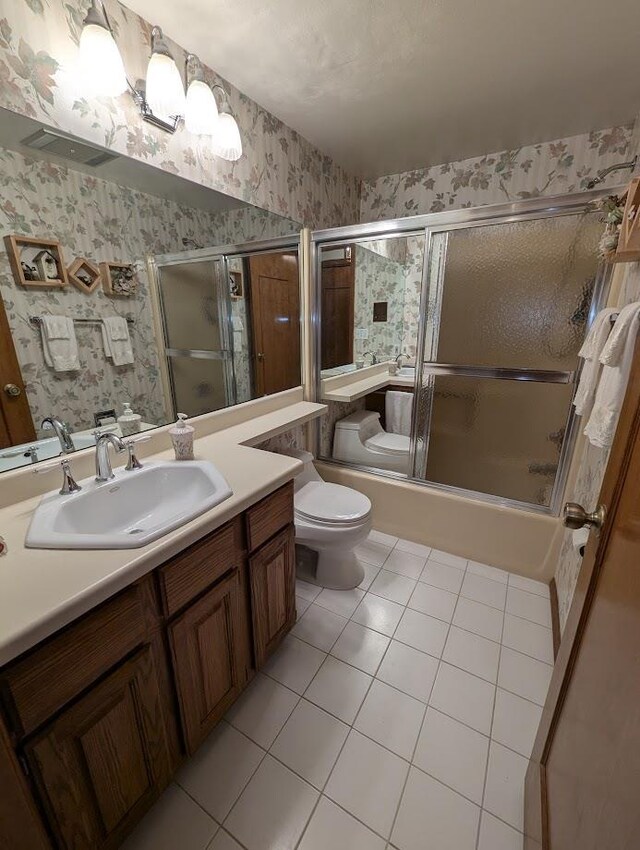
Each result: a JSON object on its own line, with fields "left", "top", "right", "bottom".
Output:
{"left": 353, "top": 243, "right": 405, "bottom": 362}
{"left": 0, "top": 0, "right": 360, "bottom": 231}
{"left": 360, "top": 124, "right": 635, "bottom": 222}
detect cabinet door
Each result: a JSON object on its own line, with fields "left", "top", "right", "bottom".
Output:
{"left": 169, "top": 571, "right": 245, "bottom": 754}
{"left": 249, "top": 525, "right": 296, "bottom": 668}
{"left": 26, "top": 647, "right": 172, "bottom": 850}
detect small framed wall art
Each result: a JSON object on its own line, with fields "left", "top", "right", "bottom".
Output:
{"left": 100, "top": 262, "right": 137, "bottom": 297}
{"left": 4, "top": 235, "right": 69, "bottom": 288}
{"left": 68, "top": 257, "right": 101, "bottom": 293}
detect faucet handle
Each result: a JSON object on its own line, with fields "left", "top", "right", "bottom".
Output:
{"left": 33, "top": 457, "right": 82, "bottom": 495}
{"left": 124, "top": 435, "right": 150, "bottom": 471}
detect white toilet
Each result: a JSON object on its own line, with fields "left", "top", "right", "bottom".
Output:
{"left": 283, "top": 449, "right": 372, "bottom": 590}
{"left": 332, "top": 410, "right": 410, "bottom": 473}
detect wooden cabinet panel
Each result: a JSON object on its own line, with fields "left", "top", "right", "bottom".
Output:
{"left": 25, "top": 647, "right": 171, "bottom": 850}
{"left": 245, "top": 482, "right": 293, "bottom": 552}
{"left": 249, "top": 525, "right": 296, "bottom": 667}
{"left": 158, "top": 517, "right": 244, "bottom": 617}
{"left": 169, "top": 572, "right": 247, "bottom": 753}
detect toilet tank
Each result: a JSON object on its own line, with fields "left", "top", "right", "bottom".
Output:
{"left": 333, "top": 411, "right": 383, "bottom": 458}
{"left": 277, "top": 448, "right": 322, "bottom": 488}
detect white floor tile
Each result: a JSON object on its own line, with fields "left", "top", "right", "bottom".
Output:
{"left": 305, "top": 656, "right": 372, "bottom": 723}
{"left": 331, "top": 620, "right": 390, "bottom": 675}
{"left": 508, "top": 573, "right": 550, "bottom": 598}
{"left": 270, "top": 699, "right": 349, "bottom": 788}
{"left": 292, "top": 603, "right": 348, "bottom": 652}
{"left": 354, "top": 679, "right": 425, "bottom": 759}
{"left": 492, "top": 688, "right": 543, "bottom": 758}
{"left": 384, "top": 549, "right": 427, "bottom": 580}
{"left": 207, "top": 831, "right": 243, "bottom": 850}
{"left": 428, "top": 548, "right": 468, "bottom": 570}
{"left": 225, "top": 755, "right": 318, "bottom": 850}
{"left": 225, "top": 673, "right": 298, "bottom": 749}
{"left": 296, "top": 595, "right": 312, "bottom": 618}
{"left": 442, "top": 626, "right": 500, "bottom": 683}
{"left": 122, "top": 784, "right": 217, "bottom": 850}
{"left": 461, "top": 573, "right": 507, "bottom": 610}
{"left": 296, "top": 579, "right": 322, "bottom": 602}
{"left": 325, "top": 730, "right": 409, "bottom": 839}
{"left": 502, "top": 613, "right": 554, "bottom": 664}
{"left": 478, "top": 811, "right": 523, "bottom": 850}
{"left": 413, "top": 708, "right": 489, "bottom": 805}
{"left": 370, "top": 570, "right": 417, "bottom": 605}
{"left": 394, "top": 608, "right": 448, "bottom": 658}
{"left": 506, "top": 587, "right": 552, "bottom": 627}
{"left": 315, "top": 586, "right": 366, "bottom": 618}
{"left": 396, "top": 538, "right": 433, "bottom": 558}
{"left": 177, "top": 722, "right": 264, "bottom": 822}
{"left": 391, "top": 767, "right": 480, "bottom": 850}
{"left": 498, "top": 647, "right": 553, "bottom": 706}
{"left": 352, "top": 593, "right": 405, "bottom": 636}
{"left": 453, "top": 597, "right": 504, "bottom": 643}
{"left": 483, "top": 742, "right": 528, "bottom": 832}
{"left": 429, "top": 663, "right": 495, "bottom": 735}
{"left": 408, "top": 582, "right": 457, "bottom": 622}
{"left": 420, "top": 559, "right": 465, "bottom": 594}
{"left": 355, "top": 539, "right": 393, "bottom": 567}
{"left": 358, "top": 560, "right": 381, "bottom": 591}
{"left": 376, "top": 640, "right": 439, "bottom": 702}
{"left": 368, "top": 529, "right": 399, "bottom": 547}
{"left": 467, "top": 560, "right": 510, "bottom": 585}
{"left": 263, "top": 635, "right": 326, "bottom": 694}
{"left": 299, "top": 796, "right": 386, "bottom": 850}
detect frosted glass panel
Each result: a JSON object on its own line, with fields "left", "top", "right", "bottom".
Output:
{"left": 168, "top": 356, "right": 228, "bottom": 417}
{"left": 158, "top": 260, "right": 223, "bottom": 350}
{"left": 424, "top": 376, "right": 574, "bottom": 506}
{"left": 434, "top": 213, "right": 603, "bottom": 371}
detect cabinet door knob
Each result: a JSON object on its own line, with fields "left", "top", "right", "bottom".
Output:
{"left": 3, "top": 383, "right": 21, "bottom": 398}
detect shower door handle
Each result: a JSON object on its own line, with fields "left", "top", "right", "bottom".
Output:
{"left": 563, "top": 502, "right": 606, "bottom": 532}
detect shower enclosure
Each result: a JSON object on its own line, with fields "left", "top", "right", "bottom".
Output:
{"left": 312, "top": 190, "right": 617, "bottom": 514}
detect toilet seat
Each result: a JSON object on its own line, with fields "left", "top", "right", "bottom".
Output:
{"left": 365, "top": 432, "right": 410, "bottom": 457}
{"left": 295, "top": 481, "right": 371, "bottom": 526}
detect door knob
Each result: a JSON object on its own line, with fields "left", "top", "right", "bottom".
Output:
{"left": 256, "top": 352, "right": 265, "bottom": 361}
{"left": 563, "top": 502, "right": 606, "bottom": 531}
{"left": 3, "top": 383, "right": 21, "bottom": 398}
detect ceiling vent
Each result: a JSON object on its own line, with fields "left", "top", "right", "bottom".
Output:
{"left": 21, "top": 129, "right": 118, "bottom": 167}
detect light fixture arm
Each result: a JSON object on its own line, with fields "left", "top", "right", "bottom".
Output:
{"left": 212, "top": 83, "right": 232, "bottom": 115}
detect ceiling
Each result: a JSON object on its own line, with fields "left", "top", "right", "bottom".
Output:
{"left": 124, "top": 0, "right": 640, "bottom": 179}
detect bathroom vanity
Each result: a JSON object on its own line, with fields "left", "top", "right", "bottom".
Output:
{"left": 0, "top": 480, "right": 296, "bottom": 850}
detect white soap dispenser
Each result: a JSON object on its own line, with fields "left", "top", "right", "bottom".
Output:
{"left": 118, "top": 401, "right": 141, "bottom": 437}
{"left": 169, "top": 413, "right": 194, "bottom": 460}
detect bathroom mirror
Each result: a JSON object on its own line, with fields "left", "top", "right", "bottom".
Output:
{"left": 0, "top": 107, "right": 302, "bottom": 473}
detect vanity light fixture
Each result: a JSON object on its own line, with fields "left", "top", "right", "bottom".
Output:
{"left": 78, "top": 0, "right": 127, "bottom": 97}
{"left": 185, "top": 54, "right": 219, "bottom": 136}
{"left": 144, "top": 27, "right": 186, "bottom": 127}
{"left": 212, "top": 85, "right": 243, "bottom": 161}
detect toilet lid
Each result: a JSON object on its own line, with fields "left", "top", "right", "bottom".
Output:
{"left": 365, "top": 432, "right": 411, "bottom": 456}
{"left": 295, "top": 482, "right": 371, "bottom": 524}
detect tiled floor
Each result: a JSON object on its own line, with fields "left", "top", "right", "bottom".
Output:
{"left": 123, "top": 530, "right": 554, "bottom": 850}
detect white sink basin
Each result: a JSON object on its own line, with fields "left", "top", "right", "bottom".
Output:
{"left": 0, "top": 433, "right": 98, "bottom": 473}
{"left": 26, "top": 461, "right": 233, "bottom": 549}
{"left": 396, "top": 366, "right": 415, "bottom": 377}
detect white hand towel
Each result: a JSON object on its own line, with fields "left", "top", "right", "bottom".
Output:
{"left": 386, "top": 390, "right": 413, "bottom": 436}
{"left": 40, "top": 315, "right": 80, "bottom": 372}
{"left": 584, "top": 302, "right": 640, "bottom": 448}
{"left": 573, "top": 308, "right": 616, "bottom": 417}
{"left": 101, "top": 317, "right": 134, "bottom": 366}
{"left": 600, "top": 301, "right": 640, "bottom": 366}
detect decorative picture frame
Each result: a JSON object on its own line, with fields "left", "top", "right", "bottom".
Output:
{"left": 4, "top": 235, "right": 68, "bottom": 288}
{"left": 68, "top": 257, "right": 101, "bottom": 293}
{"left": 229, "top": 270, "right": 243, "bottom": 300}
{"left": 100, "top": 262, "right": 137, "bottom": 297}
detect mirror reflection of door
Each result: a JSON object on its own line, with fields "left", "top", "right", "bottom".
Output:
{"left": 320, "top": 245, "right": 355, "bottom": 370}
{"left": 247, "top": 252, "right": 301, "bottom": 395}
{"left": 0, "top": 295, "right": 35, "bottom": 449}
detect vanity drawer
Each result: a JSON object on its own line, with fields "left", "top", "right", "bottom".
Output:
{"left": 2, "top": 582, "right": 151, "bottom": 738}
{"left": 158, "top": 517, "right": 244, "bottom": 618}
{"left": 245, "top": 482, "right": 294, "bottom": 553}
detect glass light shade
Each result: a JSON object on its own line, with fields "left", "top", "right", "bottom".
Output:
{"left": 78, "top": 23, "right": 127, "bottom": 97}
{"left": 213, "top": 112, "right": 242, "bottom": 161}
{"left": 145, "top": 52, "right": 186, "bottom": 118}
{"left": 185, "top": 79, "right": 219, "bottom": 135}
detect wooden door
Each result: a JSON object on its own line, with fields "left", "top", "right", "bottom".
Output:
{"left": 169, "top": 571, "right": 245, "bottom": 754}
{"left": 249, "top": 525, "right": 296, "bottom": 667}
{"left": 25, "top": 647, "right": 171, "bottom": 850}
{"left": 0, "top": 294, "right": 35, "bottom": 448}
{"left": 525, "top": 334, "right": 640, "bottom": 850}
{"left": 321, "top": 247, "right": 355, "bottom": 369}
{"left": 247, "top": 252, "right": 300, "bottom": 395}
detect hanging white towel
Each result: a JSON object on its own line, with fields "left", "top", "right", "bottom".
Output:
{"left": 573, "top": 307, "right": 617, "bottom": 417}
{"left": 584, "top": 301, "right": 640, "bottom": 449}
{"left": 40, "top": 315, "right": 80, "bottom": 372}
{"left": 386, "top": 390, "right": 413, "bottom": 436}
{"left": 101, "top": 317, "right": 134, "bottom": 366}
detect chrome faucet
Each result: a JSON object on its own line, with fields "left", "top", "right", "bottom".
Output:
{"left": 94, "top": 432, "right": 126, "bottom": 482}
{"left": 395, "top": 352, "right": 408, "bottom": 368}
{"left": 363, "top": 351, "right": 378, "bottom": 365}
{"left": 41, "top": 417, "right": 75, "bottom": 454}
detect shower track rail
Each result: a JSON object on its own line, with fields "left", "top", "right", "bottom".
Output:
{"left": 421, "top": 364, "right": 575, "bottom": 383}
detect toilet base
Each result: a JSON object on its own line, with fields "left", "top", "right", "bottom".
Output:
{"left": 296, "top": 544, "right": 365, "bottom": 591}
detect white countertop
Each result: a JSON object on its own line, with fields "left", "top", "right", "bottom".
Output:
{"left": 0, "top": 400, "right": 325, "bottom": 667}
{"left": 321, "top": 363, "right": 415, "bottom": 402}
